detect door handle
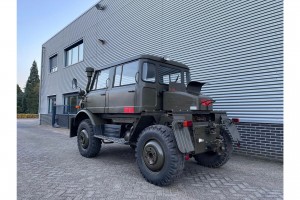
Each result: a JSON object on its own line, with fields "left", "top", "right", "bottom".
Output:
{"left": 128, "top": 90, "right": 135, "bottom": 93}
{"left": 100, "top": 93, "right": 106, "bottom": 96}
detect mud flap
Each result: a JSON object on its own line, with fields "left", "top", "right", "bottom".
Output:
{"left": 172, "top": 120, "right": 195, "bottom": 153}
{"left": 221, "top": 115, "right": 241, "bottom": 141}
{"left": 69, "top": 117, "right": 77, "bottom": 138}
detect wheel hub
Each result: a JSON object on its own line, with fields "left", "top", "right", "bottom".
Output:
{"left": 143, "top": 140, "right": 164, "bottom": 171}
{"left": 80, "top": 129, "right": 89, "bottom": 149}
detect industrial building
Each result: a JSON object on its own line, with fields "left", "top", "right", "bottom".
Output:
{"left": 40, "top": 0, "right": 283, "bottom": 160}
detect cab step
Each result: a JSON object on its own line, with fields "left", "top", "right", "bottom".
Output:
{"left": 94, "top": 135, "right": 128, "bottom": 145}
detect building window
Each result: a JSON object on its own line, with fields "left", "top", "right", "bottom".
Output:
{"left": 65, "top": 40, "right": 83, "bottom": 66}
{"left": 64, "top": 93, "right": 80, "bottom": 114}
{"left": 49, "top": 55, "right": 58, "bottom": 73}
{"left": 48, "top": 96, "right": 56, "bottom": 114}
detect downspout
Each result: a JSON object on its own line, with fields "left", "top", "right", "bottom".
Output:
{"left": 39, "top": 46, "right": 46, "bottom": 125}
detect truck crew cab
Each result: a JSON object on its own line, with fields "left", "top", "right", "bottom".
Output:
{"left": 70, "top": 55, "right": 240, "bottom": 186}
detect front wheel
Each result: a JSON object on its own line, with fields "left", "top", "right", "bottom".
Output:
{"left": 136, "top": 125, "right": 184, "bottom": 186}
{"left": 194, "top": 128, "right": 233, "bottom": 168}
{"left": 77, "top": 119, "right": 101, "bottom": 158}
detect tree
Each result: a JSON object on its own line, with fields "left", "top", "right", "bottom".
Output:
{"left": 17, "top": 84, "right": 24, "bottom": 113}
{"left": 23, "top": 61, "right": 40, "bottom": 114}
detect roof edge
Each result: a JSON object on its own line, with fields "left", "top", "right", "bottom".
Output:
{"left": 94, "top": 54, "right": 189, "bottom": 70}
{"left": 43, "top": 0, "right": 103, "bottom": 46}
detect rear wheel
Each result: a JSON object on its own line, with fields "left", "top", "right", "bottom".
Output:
{"left": 77, "top": 119, "right": 101, "bottom": 158}
{"left": 130, "top": 144, "right": 136, "bottom": 150}
{"left": 136, "top": 125, "right": 184, "bottom": 186}
{"left": 194, "top": 128, "right": 233, "bottom": 168}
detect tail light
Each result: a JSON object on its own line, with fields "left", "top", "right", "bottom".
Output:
{"left": 183, "top": 120, "right": 193, "bottom": 127}
{"left": 201, "top": 99, "right": 214, "bottom": 106}
{"left": 232, "top": 118, "right": 240, "bottom": 123}
{"left": 185, "top": 154, "right": 190, "bottom": 160}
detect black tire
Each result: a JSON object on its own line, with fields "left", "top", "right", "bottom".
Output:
{"left": 136, "top": 125, "right": 184, "bottom": 186}
{"left": 194, "top": 128, "right": 233, "bottom": 168}
{"left": 77, "top": 119, "right": 101, "bottom": 158}
{"left": 130, "top": 144, "right": 136, "bottom": 150}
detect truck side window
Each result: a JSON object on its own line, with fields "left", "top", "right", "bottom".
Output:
{"left": 120, "top": 61, "right": 139, "bottom": 86}
{"left": 170, "top": 72, "right": 181, "bottom": 83}
{"left": 94, "top": 69, "right": 110, "bottom": 89}
{"left": 159, "top": 65, "right": 182, "bottom": 85}
{"left": 114, "top": 66, "right": 122, "bottom": 87}
{"left": 142, "top": 63, "right": 156, "bottom": 83}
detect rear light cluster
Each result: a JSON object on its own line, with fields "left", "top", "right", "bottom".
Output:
{"left": 201, "top": 99, "right": 214, "bottom": 106}
{"left": 183, "top": 120, "right": 193, "bottom": 127}
{"left": 232, "top": 118, "right": 240, "bottom": 123}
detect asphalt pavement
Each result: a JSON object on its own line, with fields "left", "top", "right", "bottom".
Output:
{"left": 17, "top": 119, "right": 283, "bottom": 200}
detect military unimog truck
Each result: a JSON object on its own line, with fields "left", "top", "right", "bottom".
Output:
{"left": 70, "top": 55, "right": 240, "bottom": 186}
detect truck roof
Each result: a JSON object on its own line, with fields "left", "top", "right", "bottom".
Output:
{"left": 96, "top": 54, "right": 189, "bottom": 71}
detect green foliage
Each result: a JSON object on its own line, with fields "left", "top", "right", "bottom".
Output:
{"left": 23, "top": 61, "right": 40, "bottom": 114}
{"left": 17, "top": 84, "right": 24, "bottom": 113}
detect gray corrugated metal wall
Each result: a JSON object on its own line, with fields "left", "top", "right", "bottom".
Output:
{"left": 41, "top": 0, "right": 283, "bottom": 124}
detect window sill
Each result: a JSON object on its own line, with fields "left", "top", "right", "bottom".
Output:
{"left": 64, "top": 60, "right": 84, "bottom": 68}
{"left": 48, "top": 70, "right": 58, "bottom": 75}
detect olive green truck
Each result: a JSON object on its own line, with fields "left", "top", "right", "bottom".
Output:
{"left": 70, "top": 55, "right": 241, "bottom": 186}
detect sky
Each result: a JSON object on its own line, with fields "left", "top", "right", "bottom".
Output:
{"left": 17, "top": 0, "right": 99, "bottom": 90}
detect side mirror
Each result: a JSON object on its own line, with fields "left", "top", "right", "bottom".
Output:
{"left": 72, "top": 78, "right": 78, "bottom": 89}
{"left": 78, "top": 89, "right": 86, "bottom": 97}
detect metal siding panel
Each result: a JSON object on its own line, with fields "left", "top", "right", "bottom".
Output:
{"left": 161, "top": 0, "right": 283, "bottom": 123}
{"left": 40, "top": 0, "right": 283, "bottom": 124}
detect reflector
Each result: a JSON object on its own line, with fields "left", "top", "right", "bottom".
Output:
{"left": 232, "top": 118, "right": 240, "bottom": 123}
{"left": 201, "top": 99, "right": 213, "bottom": 106}
{"left": 183, "top": 120, "right": 193, "bottom": 127}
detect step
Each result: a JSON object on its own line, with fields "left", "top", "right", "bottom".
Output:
{"left": 94, "top": 135, "right": 128, "bottom": 145}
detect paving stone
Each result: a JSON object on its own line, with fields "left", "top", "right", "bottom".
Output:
{"left": 17, "top": 119, "right": 283, "bottom": 200}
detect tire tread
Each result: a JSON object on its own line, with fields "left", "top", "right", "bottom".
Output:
{"left": 135, "top": 125, "right": 184, "bottom": 186}
{"left": 194, "top": 127, "right": 233, "bottom": 168}
{"left": 77, "top": 119, "right": 101, "bottom": 158}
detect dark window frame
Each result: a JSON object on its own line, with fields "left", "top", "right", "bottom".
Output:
{"left": 48, "top": 95, "right": 56, "bottom": 114}
{"left": 64, "top": 40, "right": 84, "bottom": 67}
{"left": 63, "top": 93, "right": 80, "bottom": 114}
{"left": 49, "top": 54, "right": 58, "bottom": 73}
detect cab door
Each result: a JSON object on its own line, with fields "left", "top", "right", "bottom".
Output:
{"left": 86, "top": 68, "right": 111, "bottom": 113}
{"left": 108, "top": 60, "right": 139, "bottom": 113}
{"left": 140, "top": 62, "right": 158, "bottom": 111}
